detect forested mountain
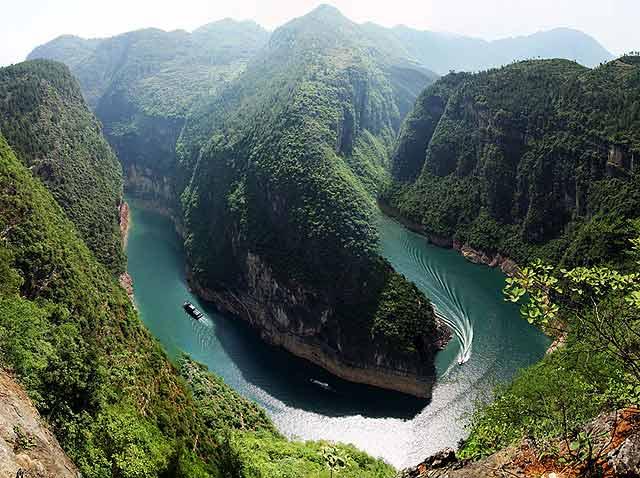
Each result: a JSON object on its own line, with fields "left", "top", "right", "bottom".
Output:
{"left": 29, "top": 5, "right": 446, "bottom": 397}
{"left": 28, "top": 20, "right": 270, "bottom": 208}
{"left": 178, "top": 4, "right": 445, "bottom": 397}
{"left": 361, "top": 25, "right": 614, "bottom": 75}
{"left": 0, "top": 74, "right": 392, "bottom": 477}
{"left": 385, "top": 56, "right": 640, "bottom": 269}
{"left": 0, "top": 60, "right": 125, "bottom": 272}
{"left": 385, "top": 56, "right": 640, "bottom": 475}
{"left": 26, "top": 5, "right": 613, "bottom": 214}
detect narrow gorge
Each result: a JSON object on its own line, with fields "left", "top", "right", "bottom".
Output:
{"left": 5, "top": 4, "right": 638, "bottom": 477}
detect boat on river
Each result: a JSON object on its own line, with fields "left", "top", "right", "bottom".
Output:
{"left": 310, "top": 379, "right": 333, "bottom": 392}
{"left": 183, "top": 301, "right": 204, "bottom": 320}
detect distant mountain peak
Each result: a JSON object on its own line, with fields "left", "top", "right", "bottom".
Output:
{"left": 305, "top": 3, "right": 349, "bottom": 22}
{"left": 193, "top": 17, "right": 266, "bottom": 33}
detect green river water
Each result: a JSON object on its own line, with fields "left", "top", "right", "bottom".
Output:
{"left": 126, "top": 202, "right": 549, "bottom": 468}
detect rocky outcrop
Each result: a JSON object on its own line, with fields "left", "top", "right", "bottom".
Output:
{"left": 118, "top": 272, "right": 135, "bottom": 305}
{"left": 119, "top": 201, "right": 130, "bottom": 247}
{"left": 610, "top": 432, "right": 640, "bottom": 477}
{"left": 400, "top": 408, "right": 640, "bottom": 478}
{"left": 454, "top": 243, "right": 519, "bottom": 277}
{"left": 379, "top": 200, "right": 520, "bottom": 276}
{"left": 189, "top": 252, "right": 448, "bottom": 399}
{"left": 0, "top": 371, "right": 78, "bottom": 478}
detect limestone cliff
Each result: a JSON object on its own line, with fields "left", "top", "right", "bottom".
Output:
{"left": 0, "top": 371, "right": 78, "bottom": 478}
{"left": 189, "top": 252, "right": 449, "bottom": 398}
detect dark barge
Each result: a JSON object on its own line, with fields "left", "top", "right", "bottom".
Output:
{"left": 183, "top": 301, "right": 204, "bottom": 320}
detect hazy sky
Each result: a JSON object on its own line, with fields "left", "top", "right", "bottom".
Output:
{"left": 2, "top": 0, "right": 638, "bottom": 66}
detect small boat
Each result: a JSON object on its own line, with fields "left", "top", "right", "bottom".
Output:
{"left": 309, "top": 379, "right": 333, "bottom": 391}
{"left": 183, "top": 301, "right": 204, "bottom": 320}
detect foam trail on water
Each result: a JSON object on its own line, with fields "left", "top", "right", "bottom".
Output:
{"left": 402, "top": 235, "right": 474, "bottom": 368}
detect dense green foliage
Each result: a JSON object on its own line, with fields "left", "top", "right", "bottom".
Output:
{"left": 28, "top": 21, "right": 270, "bottom": 206}
{"left": 386, "top": 57, "right": 640, "bottom": 269}
{"left": 230, "top": 433, "right": 393, "bottom": 478}
{"left": 0, "top": 132, "right": 395, "bottom": 477}
{"left": 179, "top": 357, "right": 276, "bottom": 434}
{"left": 460, "top": 232, "right": 640, "bottom": 460}
{"left": 0, "top": 133, "right": 219, "bottom": 476}
{"left": 179, "top": 5, "right": 440, "bottom": 364}
{"left": 181, "top": 356, "right": 394, "bottom": 478}
{"left": 0, "top": 60, "right": 125, "bottom": 272}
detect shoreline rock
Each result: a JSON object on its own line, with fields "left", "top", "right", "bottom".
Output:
{"left": 378, "top": 200, "right": 520, "bottom": 277}
{"left": 186, "top": 260, "right": 443, "bottom": 399}
{"left": 125, "top": 200, "right": 448, "bottom": 399}
{"left": 119, "top": 200, "right": 130, "bottom": 248}
{"left": 118, "top": 201, "right": 135, "bottom": 306}
{"left": 118, "top": 272, "right": 135, "bottom": 306}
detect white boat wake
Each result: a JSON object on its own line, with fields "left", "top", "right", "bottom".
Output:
{"left": 403, "top": 236, "right": 474, "bottom": 370}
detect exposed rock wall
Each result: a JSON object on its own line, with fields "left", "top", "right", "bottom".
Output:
{"left": 379, "top": 200, "right": 520, "bottom": 277}
{"left": 0, "top": 371, "right": 78, "bottom": 478}
{"left": 188, "top": 251, "right": 449, "bottom": 398}
{"left": 399, "top": 408, "right": 640, "bottom": 478}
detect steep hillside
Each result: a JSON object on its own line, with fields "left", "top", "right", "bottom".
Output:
{"left": 362, "top": 24, "right": 614, "bottom": 75}
{"left": 30, "top": 5, "right": 443, "bottom": 397}
{"left": 385, "top": 57, "right": 640, "bottom": 472}
{"left": 177, "top": 5, "right": 445, "bottom": 398}
{"left": 0, "top": 60, "right": 124, "bottom": 272}
{"left": 0, "top": 370, "right": 78, "bottom": 478}
{"left": 385, "top": 57, "right": 640, "bottom": 269}
{"left": 0, "top": 130, "right": 395, "bottom": 477}
{"left": 28, "top": 21, "right": 270, "bottom": 208}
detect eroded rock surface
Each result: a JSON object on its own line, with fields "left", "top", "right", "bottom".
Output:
{"left": 0, "top": 371, "right": 78, "bottom": 478}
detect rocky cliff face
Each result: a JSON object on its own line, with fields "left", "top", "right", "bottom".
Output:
{"left": 386, "top": 57, "right": 640, "bottom": 268}
{"left": 0, "top": 372, "right": 78, "bottom": 478}
{"left": 178, "top": 6, "right": 446, "bottom": 398}
{"left": 190, "top": 251, "right": 448, "bottom": 398}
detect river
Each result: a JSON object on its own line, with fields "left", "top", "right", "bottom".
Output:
{"left": 126, "top": 202, "right": 549, "bottom": 468}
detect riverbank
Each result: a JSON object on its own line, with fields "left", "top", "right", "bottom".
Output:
{"left": 118, "top": 201, "right": 134, "bottom": 303}
{"left": 126, "top": 202, "right": 550, "bottom": 467}
{"left": 124, "top": 197, "right": 446, "bottom": 398}
{"left": 119, "top": 200, "right": 130, "bottom": 247}
{"left": 378, "top": 200, "right": 519, "bottom": 276}
{"left": 377, "top": 200, "right": 566, "bottom": 355}
{"left": 186, "top": 264, "right": 444, "bottom": 399}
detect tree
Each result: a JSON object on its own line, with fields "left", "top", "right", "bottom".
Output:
{"left": 321, "top": 445, "right": 347, "bottom": 478}
{"left": 504, "top": 224, "right": 640, "bottom": 383}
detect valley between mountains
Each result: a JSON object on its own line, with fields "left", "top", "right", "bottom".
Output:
{"left": 1, "top": 4, "right": 639, "bottom": 477}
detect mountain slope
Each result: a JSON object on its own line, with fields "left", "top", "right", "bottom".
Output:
{"left": 0, "top": 127, "right": 394, "bottom": 477}
{"left": 177, "top": 5, "right": 445, "bottom": 397}
{"left": 361, "top": 24, "right": 613, "bottom": 75}
{"left": 386, "top": 56, "right": 640, "bottom": 269}
{"left": 29, "top": 5, "right": 444, "bottom": 397}
{"left": 0, "top": 60, "right": 124, "bottom": 272}
{"left": 0, "top": 370, "right": 78, "bottom": 478}
{"left": 28, "top": 21, "right": 270, "bottom": 208}
{"left": 387, "top": 55, "right": 640, "bottom": 477}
